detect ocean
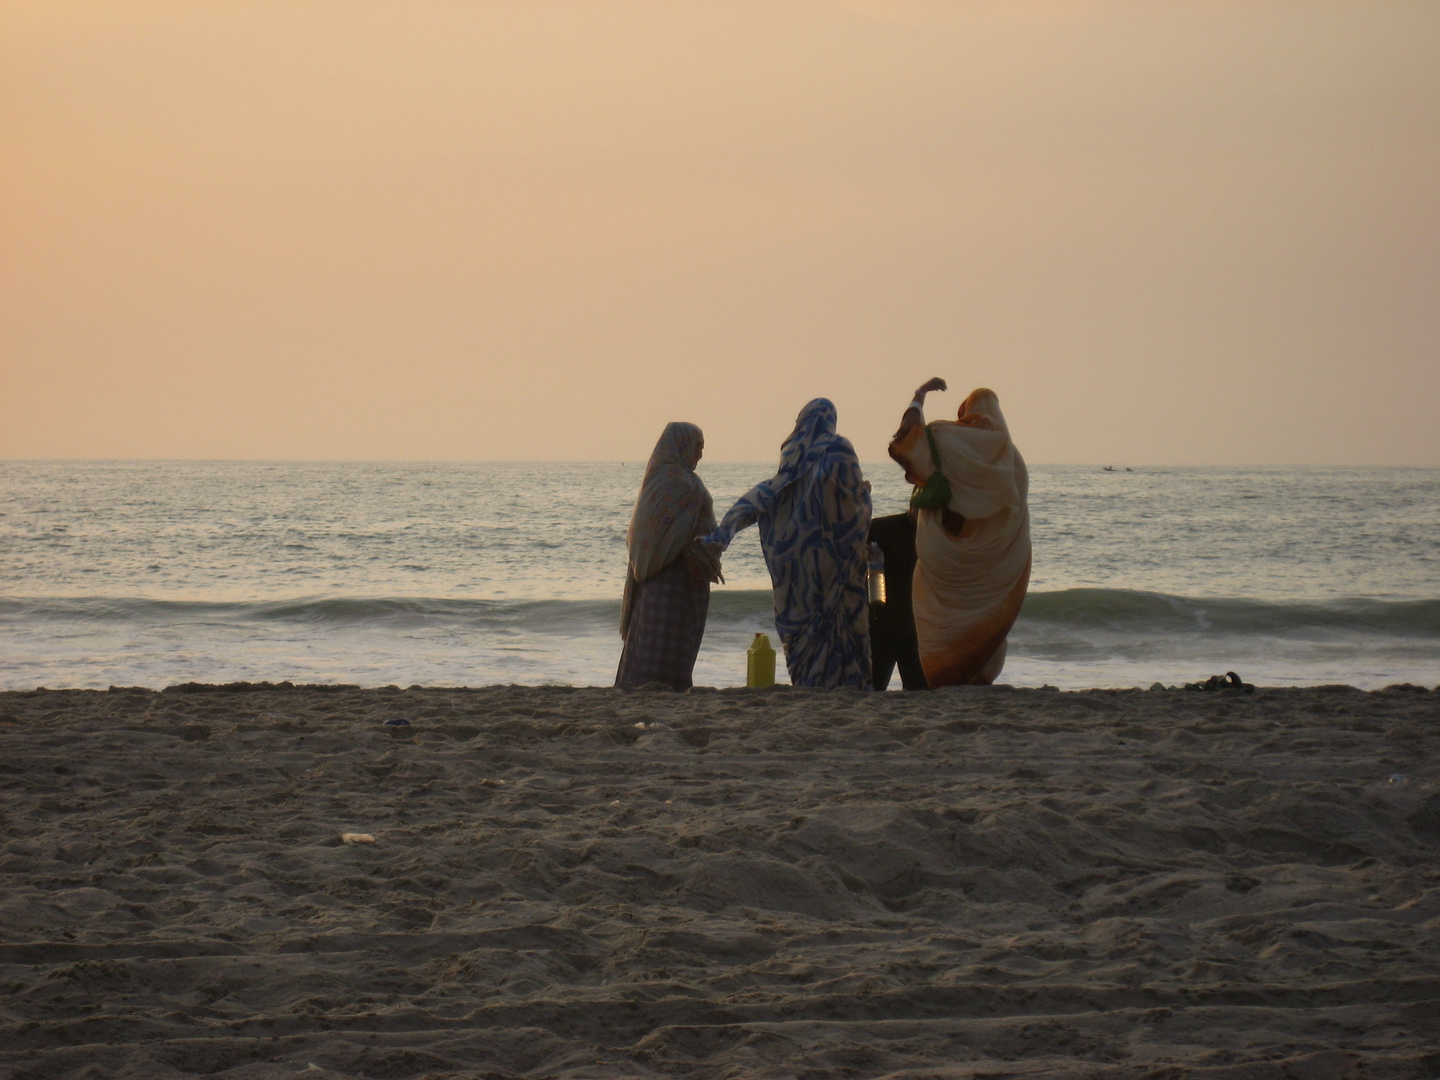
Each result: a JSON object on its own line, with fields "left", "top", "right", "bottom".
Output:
{"left": 1, "top": 461, "right": 1437, "bottom": 691}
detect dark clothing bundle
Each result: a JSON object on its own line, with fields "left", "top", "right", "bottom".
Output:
{"left": 867, "top": 513, "right": 927, "bottom": 691}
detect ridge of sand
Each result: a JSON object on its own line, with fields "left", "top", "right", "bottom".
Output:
{"left": 1, "top": 684, "right": 1436, "bottom": 1079}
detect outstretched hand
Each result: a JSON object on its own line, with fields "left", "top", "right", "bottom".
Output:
{"left": 915, "top": 377, "right": 947, "bottom": 396}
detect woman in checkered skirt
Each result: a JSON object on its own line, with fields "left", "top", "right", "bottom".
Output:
{"left": 615, "top": 423, "right": 721, "bottom": 690}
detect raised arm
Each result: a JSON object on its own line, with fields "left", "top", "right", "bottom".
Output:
{"left": 894, "top": 377, "right": 948, "bottom": 438}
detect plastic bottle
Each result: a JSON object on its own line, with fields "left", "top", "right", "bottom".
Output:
{"left": 747, "top": 632, "right": 776, "bottom": 688}
{"left": 867, "top": 542, "right": 886, "bottom": 607}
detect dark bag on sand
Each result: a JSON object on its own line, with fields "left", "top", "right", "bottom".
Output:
{"left": 1184, "top": 671, "right": 1255, "bottom": 694}
{"left": 909, "top": 424, "right": 953, "bottom": 512}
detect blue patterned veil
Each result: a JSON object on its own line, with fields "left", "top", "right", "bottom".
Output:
{"left": 708, "top": 398, "right": 842, "bottom": 548}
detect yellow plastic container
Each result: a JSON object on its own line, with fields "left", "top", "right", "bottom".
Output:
{"left": 746, "top": 632, "right": 776, "bottom": 688}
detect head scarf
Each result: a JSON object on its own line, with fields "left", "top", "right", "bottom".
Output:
{"left": 707, "top": 399, "right": 846, "bottom": 548}
{"left": 894, "top": 388, "right": 1026, "bottom": 521}
{"left": 627, "top": 422, "right": 715, "bottom": 584}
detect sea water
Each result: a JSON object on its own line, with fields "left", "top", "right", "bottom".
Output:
{"left": 1, "top": 461, "right": 1437, "bottom": 690}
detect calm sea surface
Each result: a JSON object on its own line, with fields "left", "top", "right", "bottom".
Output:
{"left": 2, "top": 461, "right": 1437, "bottom": 690}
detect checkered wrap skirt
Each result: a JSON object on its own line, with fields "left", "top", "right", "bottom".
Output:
{"left": 614, "top": 556, "right": 710, "bottom": 691}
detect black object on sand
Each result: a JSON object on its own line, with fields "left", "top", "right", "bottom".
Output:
{"left": 1184, "top": 671, "right": 1255, "bottom": 694}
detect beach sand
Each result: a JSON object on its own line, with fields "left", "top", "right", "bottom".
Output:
{"left": 1, "top": 683, "right": 1436, "bottom": 1079}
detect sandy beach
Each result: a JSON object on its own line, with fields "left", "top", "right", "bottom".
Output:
{"left": 1, "top": 682, "right": 1436, "bottom": 1079}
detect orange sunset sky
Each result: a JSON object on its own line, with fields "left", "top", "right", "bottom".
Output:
{"left": 2, "top": 1, "right": 1437, "bottom": 465}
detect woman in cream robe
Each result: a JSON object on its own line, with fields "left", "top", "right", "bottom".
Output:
{"left": 888, "top": 379, "right": 1030, "bottom": 687}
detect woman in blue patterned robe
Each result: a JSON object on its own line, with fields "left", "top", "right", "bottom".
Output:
{"left": 704, "top": 399, "right": 873, "bottom": 689}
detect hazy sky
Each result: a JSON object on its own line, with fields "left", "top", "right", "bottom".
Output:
{"left": 2, "top": 1, "right": 1437, "bottom": 464}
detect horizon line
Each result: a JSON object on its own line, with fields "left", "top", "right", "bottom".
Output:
{"left": 2, "top": 457, "right": 1438, "bottom": 470}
